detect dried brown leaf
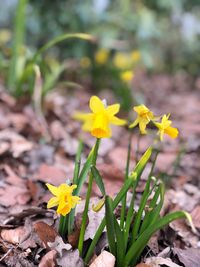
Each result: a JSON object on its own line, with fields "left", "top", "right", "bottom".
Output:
{"left": 34, "top": 221, "right": 57, "bottom": 248}
{"left": 39, "top": 250, "right": 57, "bottom": 267}
{"left": 89, "top": 251, "right": 115, "bottom": 267}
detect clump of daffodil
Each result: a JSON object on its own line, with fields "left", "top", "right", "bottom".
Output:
{"left": 46, "top": 183, "right": 81, "bottom": 216}
{"left": 74, "top": 96, "right": 126, "bottom": 138}
{"left": 80, "top": 57, "right": 91, "bottom": 68}
{"left": 129, "top": 104, "right": 154, "bottom": 134}
{"left": 154, "top": 114, "right": 179, "bottom": 141}
{"left": 95, "top": 49, "right": 109, "bottom": 65}
{"left": 120, "top": 70, "right": 134, "bottom": 82}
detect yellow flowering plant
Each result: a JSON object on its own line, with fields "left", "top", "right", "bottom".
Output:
{"left": 46, "top": 95, "right": 193, "bottom": 267}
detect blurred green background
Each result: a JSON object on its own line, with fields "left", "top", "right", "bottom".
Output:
{"left": 0, "top": 0, "right": 200, "bottom": 108}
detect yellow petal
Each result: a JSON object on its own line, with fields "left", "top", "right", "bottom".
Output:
{"left": 82, "top": 119, "right": 93, "bottom": 132}
{"left": 89, "top": 96, "right": 105, "bottom": 113}
{"left": 57, "top": 199, "right": 71, "bottom": 216}
{"left": 165, "top": 127, "right": 179, "bottom": 139}
{"left": 139, "top": 120, "right": 147, "bottom": 134}
{"left": 47, "top": 197, "right": 59, "bottom": 208}
{"left": 129, "top": 118, "right": 139, "bottom": 128}
{"left": 91, "top": 113, "right": 110, "bottom": 138}
{"left": 46, "top": 183, "right": 59, "bottom": 196}
{"left": 134, "top": 105, "right": 149, "bottom": 115}
{"left": 106, "top": 104, "right": 120, "bottom": 115}
{"left": 109, "top": 116, "right": 127, "bottom": 126}
{"left": 73, "top": 112, "right": 93, "bottom": 121}
{"left": 71, "top": 196, "right": 81, "bottom": 208}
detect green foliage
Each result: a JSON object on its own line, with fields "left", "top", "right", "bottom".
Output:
{"left": 104, "top": 148, "right": 192, "bottom": 267}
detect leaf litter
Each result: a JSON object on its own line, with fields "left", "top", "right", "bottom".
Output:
{"left": 0, "top": 75, "right": 199, "bottom": 266}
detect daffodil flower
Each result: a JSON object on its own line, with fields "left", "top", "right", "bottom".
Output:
{"left": 120, "top": 70, "right": 134, "bottom": 82}
{"left": 74, "top": 96, "right": 126, "bottom": 138}
{"left": 46, "top": 183, "right": 81, "bottom": 216}
{"left": 95, "top": 49, "right": 109, "bottom": 65}
{"left": 154, "top": 114, "right": 179, "bottom": 141}
{"left": 129, "top": 104, "right": 154, "bottom": 134}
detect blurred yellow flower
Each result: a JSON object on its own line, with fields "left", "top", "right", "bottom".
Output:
{"left": 113, "top": 52, "right": 132, "bottom": 69}
{"left": 80, "top": 57, "right": 91, "bottom": 68}
{"left": 130, "top": 50, "right": 141, "bottom": 63}
{"left": 95, "top": 49, "right": 109, "bottom": 65}
{"left": 74, "top": 96, "right": 126, "bottom": 138}
{"left": 120, "top": 70, "right": 134, "bottom": 82}
{"left": 154, "top": 114, "right": 178, "bottom": 141}
{"left": 46, "top": 183, "right": 81, "bottom": 216}
{"left": 129, "top": 105, "right": 154, "bottom": 134}
{"left": 0, "top": 29, "right": 11, "bottom": 44}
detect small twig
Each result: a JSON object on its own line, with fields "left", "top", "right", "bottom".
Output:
{"left": 0, "top": 248, "right": 13, "bottom": 262}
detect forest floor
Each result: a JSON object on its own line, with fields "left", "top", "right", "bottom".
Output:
{"left": 0, "top": 71, "right": 199, "bottom": 267}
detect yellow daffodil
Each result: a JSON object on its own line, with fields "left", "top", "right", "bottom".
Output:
{"left": 120, "top": 70, "right": 134, "bottom": 82}
{"left": 95, "top": 49, "right": 109, "bottom": 65}
{"left": 129, "top": 104, "right": 154, "bottom": 134}
{"left": 80, "top": 57, "right": 91, "bottom": 68}
{"left": 154, "top": 114, "right": 179, "bottom": 141}
{"left": 46, "top": 183, "right": 81, "bottom": 216}
{"left": 113, "top": 52, "right": 132, "bottom": 69}
{"left": 74, "top": 96, "right": 126, "bottom": 138}
{"left": 130, "top": 50, "right": 141, "bottom": 63}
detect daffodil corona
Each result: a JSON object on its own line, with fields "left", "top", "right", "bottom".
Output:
{"left": 129, "top": 104, "right": 154, "bottom": 134}
{"left": 46, "top": 183, "right": 81, "bottom": 216}
{"left": 74, "top": 96, "right": 126, "bottom": 138}
{"left": 154, "top": 114, "right": 178, "bottom": 141}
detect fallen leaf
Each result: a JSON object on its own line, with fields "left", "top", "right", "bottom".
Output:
{"left": 57, "top": 249, "right": 84, "bottom": 267}
{"left": 1, "top": 227, "right": 25, "bottom": 244}
{"left": 0, "top": 130, "right": 33, "bottom": 158}
{"left": 35, "top": 164, "right": 66, "bottom": 185}
{"left": 89, "top": 251, "right": 115, "bottom": 267}
{"left": 48, "top": 236, "right": 72, "bottom": 256}
{"left": 173, "top": 248, "right": 200, "bottom": 267}
{"left": 39, "top": 250, "right": 57, "bottom": 267}
{"left": 145, "top": 256, "right": 182, "bottom": 267}
{"left": 191, "top": 205, "right": 200, "bottom": 229}
{"left": 34, "top": 221, "right": 58, "bottom": 248}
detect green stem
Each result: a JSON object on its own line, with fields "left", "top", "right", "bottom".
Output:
{"left": 120, "top": 132, "right": 132, "bottom": 228}
{"left": 135, "top": 133, "right": 141, "bottom": 163}
{"left": 58, "top": 215, "right": 68, "bottom": 238}
{"left": 78, "top": 138, "right": 100, "bottom": 256}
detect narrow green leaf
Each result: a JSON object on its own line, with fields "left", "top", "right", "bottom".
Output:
{"left": 131, "top": 175, "right": 154, "bottom": 242}
{"left": 84, "top": 177, "right": 134, "bottom": 263}
{"left": 125, "top": 211, "right": 189, "bottom": 266}
{"left": 129, "top": 146, "right": 152, "bottom": 186}
{"left": 91, "top": 166, "right": 106, "bottom": 196}
{"left": 8, "top": 0, "right": 27, "bottom": 93}
{"left": 114, "top": 217, "right": 125, "bottom": 267}
{"left": 33, "top": 33, "right": 94, "bottom": 62}
{"left": 75, "top": 149, "right": 93, "bottom": 196}
{"left": 105, "top": 196, "right": 116, "bottom": 256}
{"left": 120, "top": 132, "right": 132, "bottom": 228}
{"left": 139, "top": 183, "right": 163, "bottom": 234}
{"left": 73, "top": 140, "right": 83, "bottom": 185}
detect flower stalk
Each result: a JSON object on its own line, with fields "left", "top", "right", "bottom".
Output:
{"left": 78, "top": 138, "right": 100, "bottom": 256}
